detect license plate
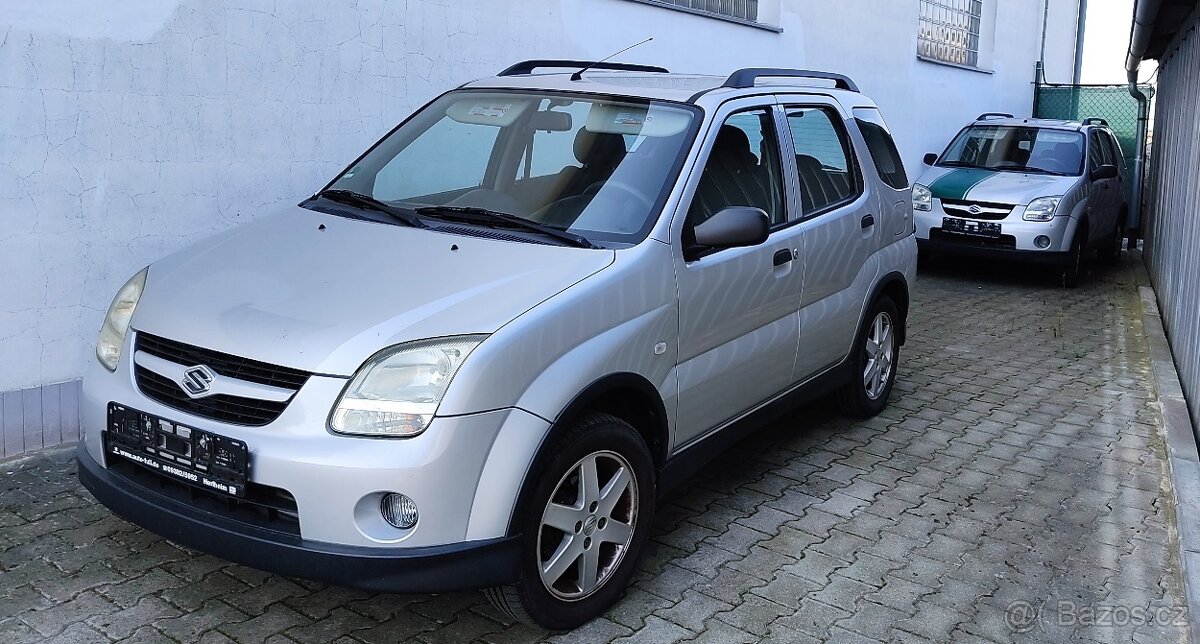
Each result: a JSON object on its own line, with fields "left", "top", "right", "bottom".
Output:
{"left": 106, "top": 403, "right": 249, "bottom": 497}
{"left": 942, "top": 216, "right": 1001, "bottom": 238}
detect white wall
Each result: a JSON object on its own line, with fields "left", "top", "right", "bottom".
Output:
{"left": 0, "top": 0, "right": 1078, "bottom": 394}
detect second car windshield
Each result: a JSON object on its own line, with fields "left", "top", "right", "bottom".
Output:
{"left": 322, "top": 91, "right": 698, "bottom": 244}
{"left": 939, "top": 126, "right": 1084, "bottom": 176}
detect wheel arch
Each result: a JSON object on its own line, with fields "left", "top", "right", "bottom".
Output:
{"left": 505, "top": 372, "right": 669, "bottom": 536}
{"left": 867, "top": 271, "right": 910, "bottom": 346}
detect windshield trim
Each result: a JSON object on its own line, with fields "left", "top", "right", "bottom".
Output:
{"left": 934, "top": 125, "right": 1085, "bottom": 177}
{"left": 307, "top": 88, "right": 705, "bottom": 246}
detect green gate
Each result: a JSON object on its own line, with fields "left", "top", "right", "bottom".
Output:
{"left": 1033, "top": 83, "right": 1153, "bottom": 211}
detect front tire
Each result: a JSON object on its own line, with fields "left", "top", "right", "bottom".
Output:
{"left": 836, "top": 296, "right": 901, "bottom": 418}
{"left": 1099, "top": 211, "right": 1127, "bottom": 266}
{"left": 1062, "top": 224, "right": 1087, "bottom": 288}
{"left": 485, "top": 413, "right": 655, "bottom": 630}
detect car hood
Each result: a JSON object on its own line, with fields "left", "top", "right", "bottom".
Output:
{"left": 132, "top": 206, "right": 615, "bottom": 376}
{"left": 918, "top": 166, "right": 1079, "bottom": 205}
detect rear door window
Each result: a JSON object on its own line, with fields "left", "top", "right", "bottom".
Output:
{"left": 784, "top": 106, "right": 861, "bottom": 217}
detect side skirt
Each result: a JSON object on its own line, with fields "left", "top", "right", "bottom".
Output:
{"left": 657, "top": 358, "right": 853, "bottom": 495}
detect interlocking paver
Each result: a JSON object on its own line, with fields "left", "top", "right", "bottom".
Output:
{"left": 0, "top": 255, "right": 1192, "bottom": 642}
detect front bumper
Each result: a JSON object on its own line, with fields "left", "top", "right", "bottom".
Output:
{"left": 77, "top": 444, "right": 520, "bottom": 592}
{"left": 82, "top": 331, "right": 552, "bottom": 549}
{"left": 914, "top": 200, "right": 1077, "bottom": 260}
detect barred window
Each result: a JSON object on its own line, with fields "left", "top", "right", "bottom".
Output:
{"left": 918, "top": 0, "right": 983, "bottom": 68}
{"left": 658, "top": 0, "right": 758, "bottom": 21}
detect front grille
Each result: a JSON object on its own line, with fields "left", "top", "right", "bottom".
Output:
{"left": 137, "top": 333, "right": 310, "bottom": 389}
{"left": 930, "top": 228, "right": 1018, "bottom": 250}
{"left": 941, "top": 199, "right": 1014, "bottom": 221}
{"left": 106, "top": 453, "right": 301, "bottom": 536}
{"left": 134, "top": 333, "right": 309, "bottom": 426}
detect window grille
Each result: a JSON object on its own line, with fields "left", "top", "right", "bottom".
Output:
{"left": 643, "top": 0, "right": 759, "bottom": 23}
{"left": 918, "top": 0, "right": 983, "bottom": 67}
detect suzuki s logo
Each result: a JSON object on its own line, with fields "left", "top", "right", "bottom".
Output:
{"left": 180, "top": 365, "right": 216, "bottom": 398}
{"left": 968, "top": 204, "right": 983, "bottom": 215}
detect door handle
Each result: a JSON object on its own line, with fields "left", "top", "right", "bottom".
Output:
{"left": 773, "top": 249, "right": 793, "bottom": 267}
{"left": 861, "top": 214, "right": 876, "bottom": 229}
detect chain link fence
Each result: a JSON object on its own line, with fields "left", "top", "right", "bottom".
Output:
{"left": 1033, "top": 83, "right": 1153, "bottom": 210}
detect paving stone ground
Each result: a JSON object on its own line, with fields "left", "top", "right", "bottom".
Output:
{"left": 0, "top": 253, "right": 1191, "bottom": 643}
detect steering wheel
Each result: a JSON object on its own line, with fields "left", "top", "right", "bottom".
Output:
{"left": 584, "top": 180, "right": 654, "bottom": 211}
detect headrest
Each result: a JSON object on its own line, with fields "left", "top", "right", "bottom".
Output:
{"left": 713, "top": 125, "right": 752, "bottom": 159}
{"left": 574, "top": 129, "right": 627, "bottom": 166}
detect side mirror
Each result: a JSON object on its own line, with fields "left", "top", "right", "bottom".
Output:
{"left": 693, "top": 207, "right": 769, "bottom": 250}
{"left": 923, "top": 153, "right": 938, "bottom": 166}
{"left": 1090, "top": 164, "right": 1118, "bottom": 181}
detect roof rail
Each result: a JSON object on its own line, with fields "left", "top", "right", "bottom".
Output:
{"left": 1082, "top": 117, "right": 1109, "bottom": 126}
{"left": 497, "top": 60, "right": 669, "bottom": 77}
{"left": 976, "top": 112, "right": 1015, "bottom": 120}
{"left": 723, "top": 68, "right": 859, "bottom": 92}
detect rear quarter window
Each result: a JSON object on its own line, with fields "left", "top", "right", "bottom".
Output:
{"left": 852, "top": 108, "right": 908, "bottom": 190}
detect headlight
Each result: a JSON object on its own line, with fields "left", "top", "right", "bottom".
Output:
{"left": 330, "top": 335, "right": 486, "bottom": 437}
{"left": 1023, "top": 197, "right": 1062, "bottom": 222}
{"left": 96, "top": 268, "right": 148, "bottom": 371}
{"left": 912, "top": 184, "right": 932, "bottom": 211}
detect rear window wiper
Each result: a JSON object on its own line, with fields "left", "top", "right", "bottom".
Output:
{"left": 415, "top": 206, "right": 599, "bottom": 249}
{"left": 313, "top": 189, "right": 427, "bottom": 228}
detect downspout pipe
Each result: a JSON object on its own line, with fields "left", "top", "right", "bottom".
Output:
{"left": 1126, "top": 0, "right": 1161, "bottom": 245}
{"left": 1073, "top": 0, "right": 1088, "bottom": 84}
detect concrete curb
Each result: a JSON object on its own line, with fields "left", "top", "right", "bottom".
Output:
{"left": 1136, "top": 276, "right": 1200, "bottom": 644}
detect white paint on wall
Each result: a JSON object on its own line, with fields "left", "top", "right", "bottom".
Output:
{"left": 0, "top": 0, "right": 1078, "bottom": 393}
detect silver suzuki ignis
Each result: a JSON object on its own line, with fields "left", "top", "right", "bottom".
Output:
{"left": 79, "top": 61, "right": 916, "bottom": 629}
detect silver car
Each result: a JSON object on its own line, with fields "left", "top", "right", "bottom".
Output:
{"left": 913, "top": 114, "right": 1128, "bottom": 287}
{"left": 79, "top": 61, "right": 916, "bottom": 629}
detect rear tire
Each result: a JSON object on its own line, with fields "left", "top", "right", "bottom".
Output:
{"left": 836, "top": 296, "right": 901, "bottom": 418}
{"left": 485, "top": 413, "right": 655, "bottom": 630}
{"left": 1061, "top": 224, "right": 1087, "bottom": 288}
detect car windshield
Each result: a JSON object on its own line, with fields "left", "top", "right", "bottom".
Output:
{"left": 319, "top": 90, "right": 699, "bottom": 244}
{"left": 938, "top": 125, "right": 1084, "bottom": 176}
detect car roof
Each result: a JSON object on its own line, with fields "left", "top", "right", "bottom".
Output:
{"left": 459, "top": 70, "right": 876, "bottom": 110}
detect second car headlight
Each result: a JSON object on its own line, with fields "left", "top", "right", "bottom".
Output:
{"left": 330, "top": 335, "right": 486, "bottom": 437}
{"left": 96, "top": 267, "right": 148, "bottom": 372}
{"left": 1023, "top": 196, "right": 1062, "bottom": 222}
{"left": 912, "top": 184, "right": 932, "bottom": 211}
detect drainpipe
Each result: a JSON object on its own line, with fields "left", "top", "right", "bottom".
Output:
{"left": 1073, "top": 0, "right": 1088, "bottom": 84}
{"left": 1126, "top": 0, "right": 1161, "bottom": 246}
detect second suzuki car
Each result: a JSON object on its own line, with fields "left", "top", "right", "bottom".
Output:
{"left": 914, "top": 114, "right": 1128, "bottom": 287}
{"left": 78, "top": 62, "right": 916, "bottom": 629}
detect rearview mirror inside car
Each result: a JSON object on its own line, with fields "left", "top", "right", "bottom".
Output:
{"left": 692, "top": 207, "right": 769, "bottom": 251}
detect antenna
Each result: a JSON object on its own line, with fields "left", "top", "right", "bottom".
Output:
{"left": 571, "top": 38, "right": 654, "bottom": 81}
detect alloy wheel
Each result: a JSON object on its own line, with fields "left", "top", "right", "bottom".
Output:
{"left": 537, "top": 450, "right": 638, "bottom": 600}
{"left": 863, "top": 311, "right": 894, "bottom": 400}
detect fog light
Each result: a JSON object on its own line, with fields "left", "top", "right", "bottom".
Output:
{"left": 1035, "top": 235, "right": 1051, "bottom": 249}
{"left": 380, "top": 493, "right": 418, "bottom": 529}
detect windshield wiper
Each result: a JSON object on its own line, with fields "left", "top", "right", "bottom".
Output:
{"left": 1015, "top": 166, "right": 1070, "bottom": 176}
{"left": 938, "top": 160, "right": 979, "bottom": 168}
{"left": 313, "top": 189, "right": 427, "bottom": 228}
{"left": 415, "top": 206, "right": 599, "bottom": 249}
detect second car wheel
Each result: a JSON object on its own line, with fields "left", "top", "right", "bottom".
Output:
{"left": 836, "top": 296, "right": 901, "bottom": 418}
{"left": 485, "top": 413, "right": 656, "bottom": 630}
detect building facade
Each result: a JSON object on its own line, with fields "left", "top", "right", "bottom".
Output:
{"left": 0, "top": 0, "right": 1080, "bottom": 457}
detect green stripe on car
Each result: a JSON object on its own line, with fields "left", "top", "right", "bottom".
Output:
{"left": 929, "top": 168, "right": 995, "bottom": 200}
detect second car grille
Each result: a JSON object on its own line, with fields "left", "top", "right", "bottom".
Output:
{"left": 133, "top": 333, "right": 311, "bottom": 426}
{"left": 941, "top": 199, "right": 1014, "bottom": 221}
